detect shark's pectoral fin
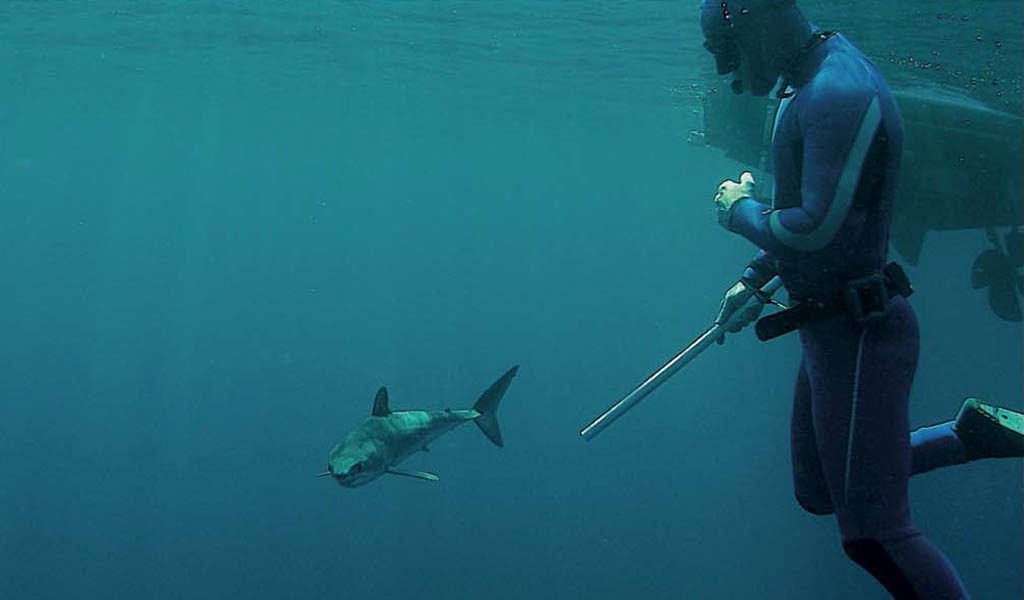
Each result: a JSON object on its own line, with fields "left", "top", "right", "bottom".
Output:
{"left": 386, "top": 467, "right": 440, "bottom": 482}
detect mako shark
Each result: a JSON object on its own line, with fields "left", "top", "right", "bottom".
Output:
{"left": 319, "top": 366, "right": 518, "bottom": 487}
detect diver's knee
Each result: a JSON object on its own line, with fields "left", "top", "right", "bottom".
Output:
{"left": 842, "top": 538, "right": 883, "bottom": 564}
{"left": 842, "top": 538, "right": 920, "bottom": 598}
{"left": 794, "top": 491, "right": 834, "bottom": 515}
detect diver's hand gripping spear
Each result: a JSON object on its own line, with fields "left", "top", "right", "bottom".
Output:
{"left": 579, "top": 276, "right": 783, "bottom": 441}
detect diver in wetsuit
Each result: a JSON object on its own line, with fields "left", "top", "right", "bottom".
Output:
{"left": 699, "top": 1, "right": 1024, "bottom": 598}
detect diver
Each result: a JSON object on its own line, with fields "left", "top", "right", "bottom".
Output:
{"left": 699, "top": 1, "right": 1024, "bottom": 598}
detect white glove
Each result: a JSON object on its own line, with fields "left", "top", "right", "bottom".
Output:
{"left": 714, "top": 279, "right": 765, "bottom": 343}
{"left": 713, "top": 171, "right": 756, "bottom": 229}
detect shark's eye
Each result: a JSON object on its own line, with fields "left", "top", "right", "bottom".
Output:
{"left": 350, "top": 463, "right": 363, "bottom": 475}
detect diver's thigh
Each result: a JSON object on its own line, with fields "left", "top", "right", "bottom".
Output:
{"left": 808, "top": 301, "right": 920, "bottom": 539}
{"left": 791, "top": 359, "right": 833, "bottom": 514}
{"left": 836, "top": 301, "right": 918, "bottom": 538}
{"left": 802, "top": 316, "right": 866, "bottom": 531}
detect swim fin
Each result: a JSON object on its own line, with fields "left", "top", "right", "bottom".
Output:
{"left": 953, "top": 398, "right": 1024, "bottom": 461}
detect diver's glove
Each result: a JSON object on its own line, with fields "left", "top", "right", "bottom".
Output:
{"left": 714, "top": 278, "right": 766, "bottom": 344}
{"left": 713, "top": 171, "right": 756, "bottom": 229}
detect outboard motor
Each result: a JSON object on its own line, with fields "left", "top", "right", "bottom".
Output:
{"left": 971, "top": 227, "right": 1023, "bottom": 322}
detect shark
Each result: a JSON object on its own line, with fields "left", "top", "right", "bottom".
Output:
{"left": 319, "top": 365, "right": 519, "bottom": 487}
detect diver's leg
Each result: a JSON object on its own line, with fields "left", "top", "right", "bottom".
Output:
{"left": 911, "top": 399, "right": 1024, "bottom": 474}
{"left": 791, "top": 359, "right": 833, "bottom": 515}
{"left": 803, "top": 298, "right": 969, "bottom": 599}
{"left": 910, "top": 421, "right": 966, "bottom": 475}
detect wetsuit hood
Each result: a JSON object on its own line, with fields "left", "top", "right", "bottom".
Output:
{"left": 699, "top": 0, "right": 807, "bottom": 96}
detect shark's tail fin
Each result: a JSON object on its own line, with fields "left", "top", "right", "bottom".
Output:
{"left": 472, "top": 365, "right": 518, "bottom": 448}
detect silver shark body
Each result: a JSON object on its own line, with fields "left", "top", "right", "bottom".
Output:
{"left": 323, "top": 366, "right": 518, "bottom": 487}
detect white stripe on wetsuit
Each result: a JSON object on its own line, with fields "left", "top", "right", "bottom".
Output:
{"left": 771, "top": 86, "right": 795, "bottom": 144}
{"left": 769, "top": 96, "right": 882, "bottom": 252}
{"left": 844, "top": 329, "right": 868, "bottom": 504}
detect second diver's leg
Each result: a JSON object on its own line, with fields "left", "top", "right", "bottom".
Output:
{"left": 802, "top": 298, "right": 969, "bottom": 599}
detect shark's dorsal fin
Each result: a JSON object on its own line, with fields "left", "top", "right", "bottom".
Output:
{"left": 386, "top": 467, "right": 440, "bottom": 482}
{"left": 372, "top": 387, "right": 391, "bottom": 417}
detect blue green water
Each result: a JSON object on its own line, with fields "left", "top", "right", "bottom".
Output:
{"left": 1, "top": 1, "right": 1021, "bottom": 598}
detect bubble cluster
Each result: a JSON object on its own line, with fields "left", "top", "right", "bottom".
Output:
{"left": 881, "top": 8, "right": 1022, "bottom": 109}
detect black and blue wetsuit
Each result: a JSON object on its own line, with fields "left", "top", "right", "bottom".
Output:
{"left": 725, "top": 33, "right": 971, "bottom": 599}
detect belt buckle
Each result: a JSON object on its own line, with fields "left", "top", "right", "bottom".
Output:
{"left": 844, "top": 274, "right": 889, "bottom": 324}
